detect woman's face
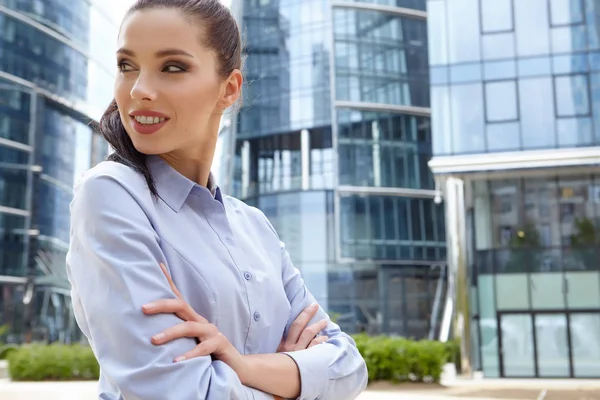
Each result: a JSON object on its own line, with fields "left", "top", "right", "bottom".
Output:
{"left": 114, "top": 9, "right": 239, "bottom": 157}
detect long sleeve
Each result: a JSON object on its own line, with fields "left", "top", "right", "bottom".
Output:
{"left": 259, "top": 214, "right": 368, "bottom": 400}
{"left": 66, "top": 172, "right": 273, "bottom": 400}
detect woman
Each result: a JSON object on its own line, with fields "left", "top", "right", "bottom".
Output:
{"left": 65, "top": 0, "right": 368, "bottom": 399}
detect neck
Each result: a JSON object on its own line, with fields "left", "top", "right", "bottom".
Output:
{"left": 159, "top": 151, "right": 214, "bottom": 188}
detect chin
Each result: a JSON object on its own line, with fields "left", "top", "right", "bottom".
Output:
{"left": 130, "top": 137, "right": 168, "bottom": 156}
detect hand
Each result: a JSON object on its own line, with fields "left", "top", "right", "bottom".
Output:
{"left": 277, "top": 302, "right": 329, "bottom": 353}
{"left": 142, "top": 263, "right": 243, "bottom": 368}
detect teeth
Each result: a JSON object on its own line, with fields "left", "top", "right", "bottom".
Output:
{"left": 134, "top": 115, "right": 166, "bottom": 125}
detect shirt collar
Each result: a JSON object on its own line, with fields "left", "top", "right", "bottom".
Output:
{"left": 146, "top": 155, "right": 221, "bottom": 212}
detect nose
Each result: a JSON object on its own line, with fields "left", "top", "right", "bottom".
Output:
{"left": 130, "top": 72, "right": 157, "bottom": 102}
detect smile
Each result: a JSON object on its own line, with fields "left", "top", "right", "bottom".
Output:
{"left": 134, "top": 115, "right": 167, "bottom": 125}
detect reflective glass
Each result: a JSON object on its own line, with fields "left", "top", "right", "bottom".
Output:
{"left": 481, "top": 0, "right": 513, "bottom": 33}
{"left": 550, "top": 0, "right": 584, "bottom": 25}
{"left": 555, "top": 74, "right": 590, "bottom": 117}
{"left": 557, "top": 117, "right": 593, "bottom": 146}
{"left": 486, "top": 122, "right": 520, "bottom": 152}
{"left": 340, "top": 194, "right": 445, "bottom": 261}
{"left": 0, "top": 213, "right": 27, "bottom": 277}
{"left": 337, "top": 109, "right": 433, "bottom": 189}
{"left": 446, "top": 0, "right": 481, "bottom": 63}
{"left": 482, "top": 33, "right": 516, "bottom": 60}
{"left": 335, "top": 0, "right": 426, "bottom": 10}
{"left": 333, "top": 8, "right": 429, "bottom": 107}
{"left": 450, "top": 63, "right": 482, "bottom": 84}
{"left": 485, "top": 80, "right": 518, "bottom": 122}
{"left": 0, "top": 87, "right": 31, "bottom": 145}
{"left": 519, "top": 77, "right": 557, "bottom": 149}
{"left": 515, "top": 0, "right": 550, "bottom": 56}
{"left": 0, "top": 167, "right": 27, "bottom": 211}
{"left": 484, "top": 60, "right": 517, "bottom": 81}
{"left": 553, "top": 53, "right": 589, "bottom": 74}
{"left": 450, "top": 83, "right": 485, "bottom": 153}
{"left": 551, "top": 25, "right": 587, "bottom": 53}
{"left": 427, "top": 0, "right": 448, "bottom": 65}
{"left": 518, "top": 56, "right": 552, "bottom": 77}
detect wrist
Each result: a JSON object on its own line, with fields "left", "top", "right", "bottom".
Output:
{"left": 230, "top": 353, "right": 253, "bottom": 385}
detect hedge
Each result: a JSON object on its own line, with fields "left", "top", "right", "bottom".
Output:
{"left": 5, "top": 337, "right": 460, "bottom": 382}
{"left": 8, "top": 344, "right": 99, "bottom": 381}
{"left": 353, "top": 334, "right": 457, "bottom": 383}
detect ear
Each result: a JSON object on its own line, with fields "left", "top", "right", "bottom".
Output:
{"left": 218, "top": 69, "right": 243, "bottom": 111}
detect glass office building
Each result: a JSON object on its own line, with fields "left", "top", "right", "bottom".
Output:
{"left": 428, "top": 0, "right": 600, "bottom": 378}
{"left": 0, "top": 0, "right": 117, "bottom": 343}
{"left": 221, "top": 0, "right": 446, "bottom": 338}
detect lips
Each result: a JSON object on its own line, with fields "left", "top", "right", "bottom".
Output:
{"left": 129, "top": 110, "right": 170, "bottom": 135}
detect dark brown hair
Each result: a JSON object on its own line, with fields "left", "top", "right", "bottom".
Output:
{"left": 99, "top": 0, "right": 242, "bottom": 196}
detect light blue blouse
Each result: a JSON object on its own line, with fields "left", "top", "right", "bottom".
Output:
{"left": 66, "top": 155, "right": 368, "bottom": 400}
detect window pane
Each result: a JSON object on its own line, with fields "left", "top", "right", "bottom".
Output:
{"left": 485, "top": 81, "right": 518, "bottom": 121}
{"left": 515, "top": 0, "right": 550, "bottom": 56}
{"left": 450, "top": 63, "right": 482, "bottom": 84}
{"left": 486, "top": 122, "right": 520, "bottom": 152}
{"left": 427, "top": 0, "right": 448, "bottom": 65}
{"left": 450, "top": 83, "right": 485, "bottom": 154}
{"left": 482, "top": 32, "right": 515, "bottom": 60}
{"left": 447, "top": 0, "right": 481, "bottom": 63}
{"left": 557, "top": 117, "right": 593, "bottom": 146}
{"left": 484, "top": 60, "right": 517, "bottom": 81}
{"left": 519, "top": 77, "right": 557, "bottom": 149}
{"left": 551, "top": 25, "right": 587, "bottom": 53}
{"left": 481, "top": 0, "right": 513, "bottom": 32}
{"left": 555, "top": 75, "right": 590, "bottom": 117}
{"left": 431, "top": 86, "right": 452, "bottom": 155}
{"left": 518, "top": 56, "right": 551, "bottom": 77}
{"left": 550, "top": 0, "right": 583, "bottom": 25}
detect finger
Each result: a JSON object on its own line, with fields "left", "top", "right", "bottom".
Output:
{"left": 174, "top": 337, "right": 222, "bottom": 362}
{"left": 152, "top": 321, "right": 217, "bottom": 345}
{"left": 297, "top": 319, "right": 328, "bottom": 349}
{"left": 142, "top": 299, "right": 208, "bottom": 324}
{"left": 287, "top": 302, "right": 319, "bottom": 344}
{"left": 160, "top": 263, "right": 183, "bottom": 299}
{"left": 308, "top": 336, "right": 329, "bottom": 348}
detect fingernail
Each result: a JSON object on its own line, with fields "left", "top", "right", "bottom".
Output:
{"left": 153, "top": 333, "right": 165, "bottom": 342}
{"left": 174, "top": 356, "right": 186, "bottom": 362}
{"left": 143, "top": 303, "right": 156, "bottom": 311}
{"left": 311, "top": 302, "right": 318, "bottom": 309}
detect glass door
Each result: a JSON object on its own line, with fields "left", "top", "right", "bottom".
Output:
{"left": 534, "top": 313, "right": 570, "bottom": 377}
{"left": 499, "top": 313, "right": 535, "bottom": 377}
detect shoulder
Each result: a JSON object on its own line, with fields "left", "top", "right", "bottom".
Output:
{"left": 72, "top": 161, "right": 153, "bottom": 218}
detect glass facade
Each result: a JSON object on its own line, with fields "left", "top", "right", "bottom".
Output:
{"left": 0, "top": 0, "right": 115, "bottom": 344}
{"left": 224, "top": 0, "right": 445, "bottom": 337}
{"left": 429, "top": 0, "right": 600, "bottom": 155}
{"left": 428, "top": 0, "right": 600, "bottom": 378}
{"left": 470, "top": 175, "right": 600, "bottom": 378}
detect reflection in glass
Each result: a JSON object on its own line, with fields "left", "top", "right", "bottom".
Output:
{"left": 482, "top": 32, "right": 515, "bottom": 60}
{"left": 518, "top": 56, "right": 552, "bottom": 77}
{"left": 557, "top": 117, "right": 593, "bottom": 146}
{"left": 554, "top": 75, "right": 590, "bottom": 117}
{"left": 501, "top": 314, "right": 535, "bottom": 377}
{"left": 484, "top": 60, "right": 517, "bottom": 81}
{"left": 485, "top": 81, "right": 518, "bottom": 122}
{"left": 0, "top": 213, "right": 27, "bottom": 277}
{"left": 450, "top": 83, "right": 485, "bottom": 153}
{"left": 519, "top": 77, "right": 556, "bottom": 149}
{"left": 551, "top": 25, "right": 587, "bottom": 53}
{"left": 550, "top": 0, "right": 584, "bottom": 26}
{"left": 446, "top": 0, "right": 481, "bottom": 63}
{"left": 515, "top": 0, "right": 550, "bottom": 56}
{"left": 535, "top": 314, "right": 570, "bottom": 377}
{"left": 486, "top": 122, "right": 520, "bottom": 152}
{"left": 571, "top": 313, "right": 600, "bottom": 377}
{"left": 481, "top": 0, "right": 513, "bottom": 33}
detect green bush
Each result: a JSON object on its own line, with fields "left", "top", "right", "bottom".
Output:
{"left": 0, "top": 344, "right": 19, "bottom": 360}
{"left": 8, "top": 344, "right": 99, "bottom": 381}
{"left": 352, "top": 334, "right": 447, "bottom": 383}
{"left": 444, "top": 338, "right": 461, "bottom": 373}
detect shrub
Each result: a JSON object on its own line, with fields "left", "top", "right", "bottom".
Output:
{"left": 352, "top": 334, "right": 448, "bottom": 384}
{"left": 8, "top": 344, "right": 99, "bottom": 381}
{"left": 0, "top": 344, "right": 19, "bottom": 360}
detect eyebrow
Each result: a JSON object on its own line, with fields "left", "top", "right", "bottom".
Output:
{"left": 116, "top": 48, "right": 194, "bottom": 58}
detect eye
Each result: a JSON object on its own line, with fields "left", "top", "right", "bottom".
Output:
{"left": 117, "top": 61, "right": 135, "bottom": 72}
{"left": 163, "top": 64, "right": 186, "bottom": 73}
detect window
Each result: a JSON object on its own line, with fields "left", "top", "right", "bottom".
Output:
{"left": 482, "top": 32, "right": 515, "bottom": 60}
{"left": 515, "top": 0, "right": 550, "bottom": 56}
{"left": 481, "top": 0, "right": 513, "bottom": 33}
{"left": 550, "top": 0, "right": 583, "bottom": 26}
{"left": 485, "top": 80, "right": 518, "bottom": 122}
{"left": 554, "top": 75, "right": 590, "bottom": 117}
{"left": 519, "top": 77, "right": 556, "bottom": 149}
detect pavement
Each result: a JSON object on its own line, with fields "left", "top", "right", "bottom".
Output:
{"left": 1, "top": 378, "right": 600, "bottom": 400}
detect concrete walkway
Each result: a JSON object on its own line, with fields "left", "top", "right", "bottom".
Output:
{"left": 0, "top": 380, "right": 496, "bottom": 400}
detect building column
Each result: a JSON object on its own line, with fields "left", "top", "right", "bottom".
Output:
{"left": 440, "top": 176, "right": 471, "bottom": 375}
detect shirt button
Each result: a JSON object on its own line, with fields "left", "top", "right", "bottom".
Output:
{"left": 244, "top": 272, "right": 252, "bottom": 281}
{"left": 226, "top": 238, "right": 234, "bottom": 246}
{"left": 253, "top": 312, "right": 261, "bottom": 322}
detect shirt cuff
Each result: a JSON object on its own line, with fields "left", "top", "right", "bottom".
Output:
{"left": 283, "top": 343, "right": 338, "bottom": 400}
